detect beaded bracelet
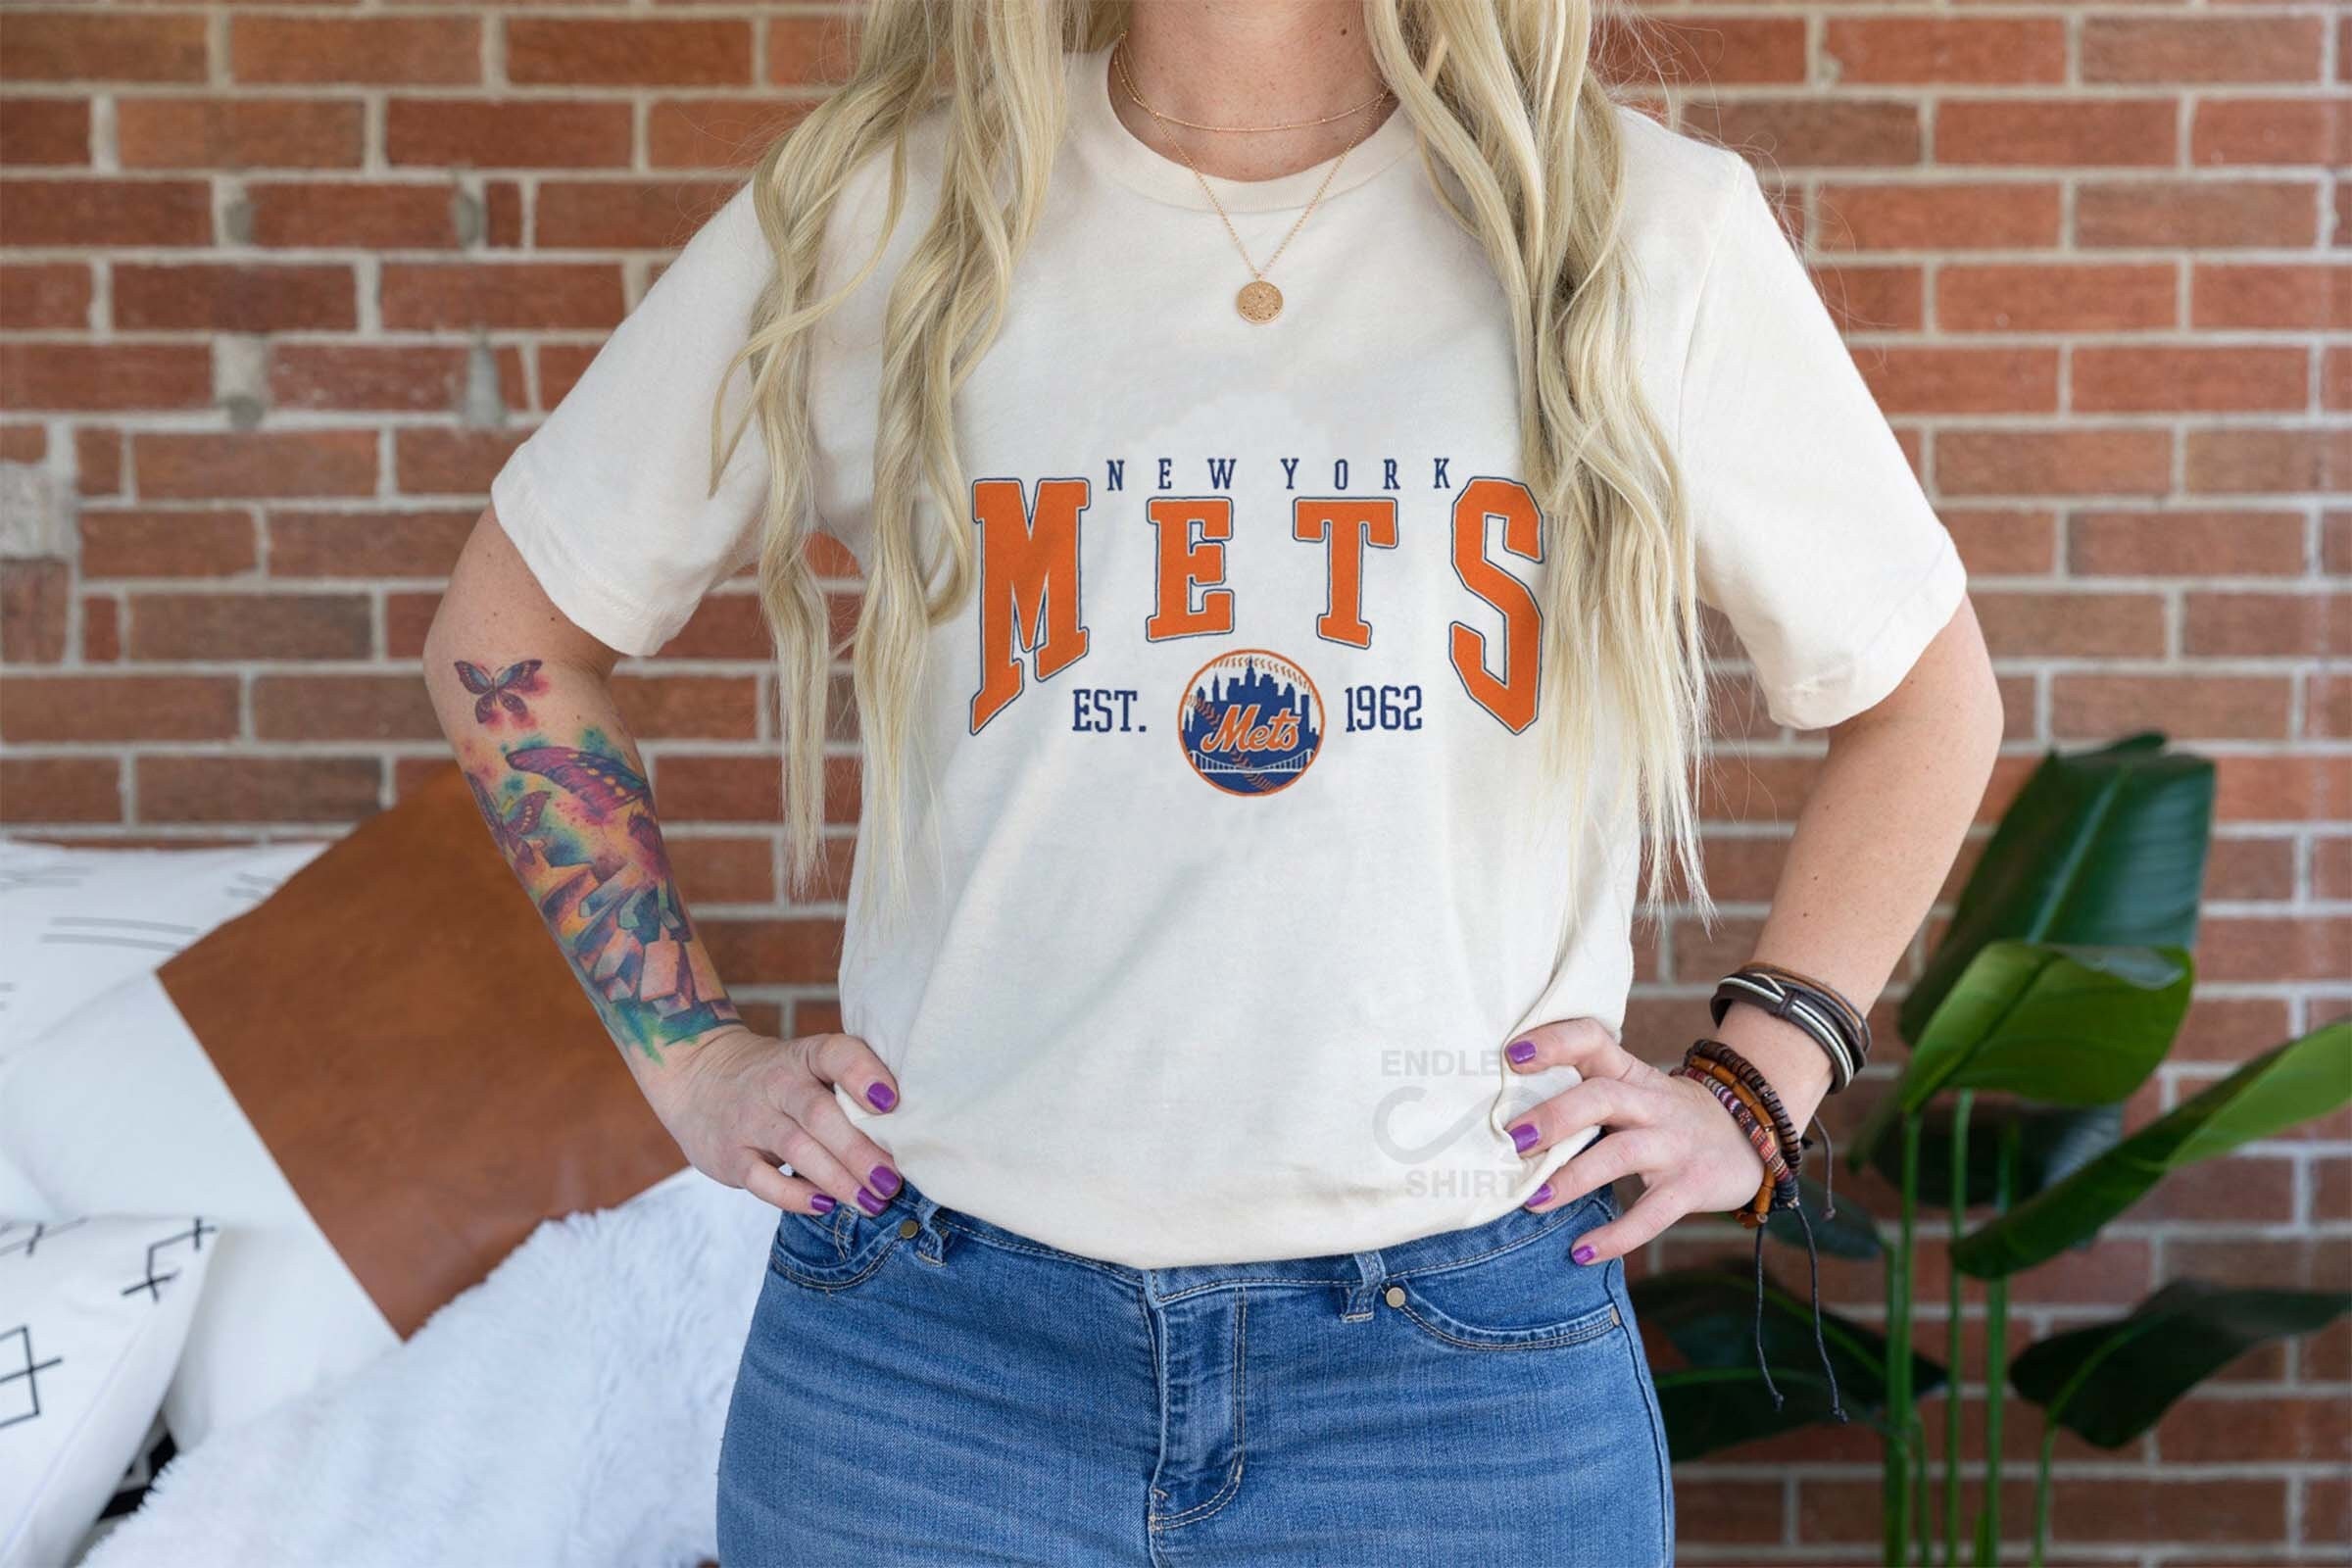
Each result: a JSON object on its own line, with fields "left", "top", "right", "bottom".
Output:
{"left": 1685, "top": 1034, "right": 1841, "bottom": 1221}
{"left": 1685, "top": 1039, "right": 1806, "bottom": 1169}
{"left": 1676, "top": 1063, "right": 1795, "bottom": 1228}
{"left": 1678, "top": 1037, "right": 1808, "bottom": 1207}
{"left": 1681, "top": 1055, "right": 1789, "bottom": 1171}
{"left": 1684, "top": 1060, "right": 1802, "bottom": 1204}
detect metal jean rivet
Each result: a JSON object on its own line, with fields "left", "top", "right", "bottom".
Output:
{"left": 898, "top": 1219, "right": 919, "bottom": 1240}
{"left": 1383, "top": 1285, "right": 1406, "bottom": 1308}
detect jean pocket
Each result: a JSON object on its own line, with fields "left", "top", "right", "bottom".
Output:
{"left": 767, "top": 1204, "right": 906, "bottom": 1294}
{"left": 1385, "top": 1188, "right": 1627, "bottom": 1352}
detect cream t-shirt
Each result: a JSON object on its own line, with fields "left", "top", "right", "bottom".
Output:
{"left": 489, "top": 40, "right": 1968, "bottom": 1267}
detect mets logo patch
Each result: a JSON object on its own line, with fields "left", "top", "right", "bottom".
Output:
{"left": 1178, "top": 648, "right": 1324, "bottom": 797}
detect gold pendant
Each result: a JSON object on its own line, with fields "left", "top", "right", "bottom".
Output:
{"left": 1236, "top": 279, "right": 1283, "bottom": 323}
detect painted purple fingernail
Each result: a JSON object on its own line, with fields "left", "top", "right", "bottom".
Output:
{"left": 1572, "top": 1244, "right": 1597, "bottom": 1265}
{"left": 866, "top": 1082, "right": 898, "bottom": 1111}
{"left": 1506, "top": 1039, "right": 1537, "bottom": 1064}
{"left": 856, "top": 1187, "right": 886, "bottom": 1215}
{"left": 808, "top": 1194, "right": 836, "bottom": 1214}
{"left": 869, "top": 1164, "right": 902, "bottom": 1198}
{"left": 1509, "top": 1122, "right": 1539, "bottom": 1153}
{"left": 1525, "top": 1182, "right": 1553, "bottom": 1209}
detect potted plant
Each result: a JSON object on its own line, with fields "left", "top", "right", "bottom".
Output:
{"left": 1634, "top": 732, "right": 2352, "bottom": 1566}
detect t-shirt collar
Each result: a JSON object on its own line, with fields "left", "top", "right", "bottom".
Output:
{"left": 1065, "top": 39, "right": 1418, "bottom": 214}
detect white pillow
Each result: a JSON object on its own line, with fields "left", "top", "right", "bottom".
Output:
{"left": 0, "top": 978, "right": 396, "bottom": 1451}
{"left": 0, "top": 1154, "right": 50, "bottom": 1231}
{"left": 0, "top": 841, "right": 323, "bottom": 1057}
{"left": 0, "top": 1215, "right": 216, "bottom": 1568}
{"left": 0, "top": 843, "right": 323, "bottom": 1238}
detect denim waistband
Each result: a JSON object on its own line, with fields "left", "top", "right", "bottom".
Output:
{"left": 876, "top": 1173, "right": 1610, "bottom": 1310}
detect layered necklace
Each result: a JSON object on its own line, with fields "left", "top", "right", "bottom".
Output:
{"left": 1109, "top": 32, "right": 1395, "bottom": 324}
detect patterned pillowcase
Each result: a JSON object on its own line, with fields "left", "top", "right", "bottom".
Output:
{"left": 0, "top": 1215, "right": 215, "bottom": 1568}
{"left": 0, "top": 842, "right": 322, "bottom": 1055}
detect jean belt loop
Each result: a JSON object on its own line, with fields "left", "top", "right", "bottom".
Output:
{"left": 1340, "top": 1249, "right": 1389, "bottom": 1322}
{"left": 906, "top": 1187, "right": 951, "bottom": 1265}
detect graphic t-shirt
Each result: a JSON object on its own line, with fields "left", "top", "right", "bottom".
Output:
{"left": 488, "top": 40, "right": 1969, "bottom": 1267}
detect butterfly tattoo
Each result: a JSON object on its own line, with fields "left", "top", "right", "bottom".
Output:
{"left": 454, "top": 660, "right": 546, "bottom": 726}
{"left": 468, "top": 772, "right": 552, "bottom": 862}
{"left": 507, "top": 744, "right": 652, "bottom": 820}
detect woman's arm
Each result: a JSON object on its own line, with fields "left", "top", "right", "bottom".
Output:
{"left": 420, "top": 507, "right": 903, "bottom": 1218}
{"left": 422, "top": 508, "right": 736, "bottom": 1066}
{"left": 1705, "top": 587, "right": 2006, "bottom": 1132}
{"left": 1504, "top": 594, "right": 2005, "bottom": 1259}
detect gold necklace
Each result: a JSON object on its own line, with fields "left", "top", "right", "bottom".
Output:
{"left": 1111, "top": 34, "right": 1392, "bottom": 325}
{"left": 1121, "top": 72, "right": 1392, "bottom": 133}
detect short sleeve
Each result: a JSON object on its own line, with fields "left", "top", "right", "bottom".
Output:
{"left": 1678, "top": 161, "right": 1968, "bottom": 731}
{"left": 488, "top": 184, "right": 773, "bottom": 658}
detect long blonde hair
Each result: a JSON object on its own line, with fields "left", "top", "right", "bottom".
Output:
{"left": 719, "top": 0, "right": 1718, "bottom": 938}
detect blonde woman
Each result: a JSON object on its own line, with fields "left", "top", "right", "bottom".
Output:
{"left": 423, "top": 0, "right": 2000, "bottom": 1560}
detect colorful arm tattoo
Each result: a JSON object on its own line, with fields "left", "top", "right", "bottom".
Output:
{"left": 454, "top": 659, "right": 546, "bottom": 727}
{"left": 459, "top": 710, "right": 741, "bottom": 1065}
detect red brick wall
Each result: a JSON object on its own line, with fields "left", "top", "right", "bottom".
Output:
{"left": 1, "top": 6, "right": 2343, "bottom": 1560}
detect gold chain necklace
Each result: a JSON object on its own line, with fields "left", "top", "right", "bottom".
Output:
{"left": 1121, "top": 71, "right": 1392, "bottom": 133}
{"left": 1110, "top": 33, "right": 1392, "bottom": 325}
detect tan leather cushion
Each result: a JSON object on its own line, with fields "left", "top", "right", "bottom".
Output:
{"left": 159, "top": 763, "right": 686, "bottom": 1336}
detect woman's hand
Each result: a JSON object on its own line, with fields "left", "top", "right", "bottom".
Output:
{"left": 645, "top": 1026, "right": 903, "bottom": 1218}
{"left": 1503, "top": 1017, "right": 1765, "bottom": 1264}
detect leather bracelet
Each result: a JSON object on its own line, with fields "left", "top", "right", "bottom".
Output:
{"left": 1720, "top": 960, "right": 1869, "bottom": 1059}
{"left": 1686, "top": 1038, "right": 1806, "bottom": 1168}
{"left": 1710, "top": 977, "right": 1857, "bottom": 1092}
{"left": 1710, "top": 960, "right": 1870, "bottom": 1093}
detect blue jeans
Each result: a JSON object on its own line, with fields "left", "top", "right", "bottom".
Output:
{"left": 716, "top": 1176, "right": 1675, "bottom": 1565}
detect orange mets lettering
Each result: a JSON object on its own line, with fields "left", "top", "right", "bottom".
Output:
{"left": 1447, "top": 475, "right": 1544, "bottom": 734}
{"left": 1292, "top": 497, "right": 1398, "bottom": 650}
{"left": 1203, "top": 703, "right": 1301, "bottom": 755}
{"left": 970, "top": 476, "right": 1091, "bottom": 733}
{"left": 1144, "top": 496, "right": 1235, "bottom": 641}
{"left": 968, "top": 472, "right": 1546, "bottom": 737}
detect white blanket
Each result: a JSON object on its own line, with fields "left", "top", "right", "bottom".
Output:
{"left": 84, "top": 1169, "right": 779, "bottom": 1568}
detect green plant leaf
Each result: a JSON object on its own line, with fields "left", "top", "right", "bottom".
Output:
{"left": 1953, "top": 1019, "right": 2352, "bottom": 1278}
{"left": 1632, "top": 1264, "right": 1945, "bottom": 1459}
{"left": 1901, "top": 733, "right": 2213, "bottom": 1045}
{"left": 2010, "top": 1279, "right": 2352, "bottom": 1448}
{"left": 1903, "top": 941, "right": 2189, "bottom": 1111}
{"left": 1651, "top": 1367, "right": 1876, "bottom": 1463}
{"left": 1882, "top": 1101, "right": 2124, "bottom": 1210}
{"left": 1763, "top": 1173, "right": 1882, "bottom": 1260}
{"left": 1849, "top": 940, "right": 2190, "bottom": 1167}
